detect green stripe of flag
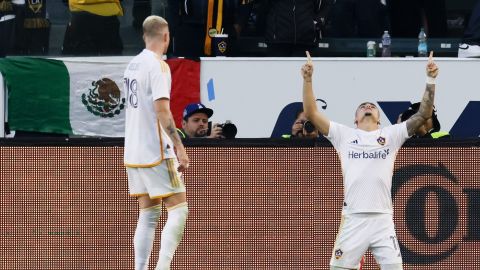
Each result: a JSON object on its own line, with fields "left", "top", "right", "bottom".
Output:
{"left": 0, "top": 57, "right": 72, "bottom": 134}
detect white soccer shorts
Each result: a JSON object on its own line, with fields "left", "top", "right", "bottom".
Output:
{"left": 127, "top": 158, "right": 186, "bottom": 199}
{"left": 330, "top": 213, "right": 402, "bottom": 269}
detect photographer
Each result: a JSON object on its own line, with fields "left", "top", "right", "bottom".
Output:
{"left": 177, "top": 103, "right": 237, "bottom": 139}
{"left": 283, "top": 108, "right": 320, "bottom": 139}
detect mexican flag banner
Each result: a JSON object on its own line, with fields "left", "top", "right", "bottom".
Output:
{"left": 0, "top": 57, "right": 128, "bottom": 137}
{"left": 0, "top": 57, "right": 201, "bottom": 137}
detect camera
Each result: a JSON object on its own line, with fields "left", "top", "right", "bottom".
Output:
{"left": 303, "top": 120, "right": 316, "bottom": 133}
{"left": 208, "top": 120, "right": 238, "bottom": 139}
{"left": 218, "top": 121, "right": 238, "bottom": 139}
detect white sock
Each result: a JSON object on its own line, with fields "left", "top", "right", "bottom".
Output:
{"left": 134, "top": 204, "right": 162, "bottom": 270}
{"left": 155, "top": 203, "right": 188, "bottom": 270}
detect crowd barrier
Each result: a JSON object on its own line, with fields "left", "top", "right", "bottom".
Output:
{"left": 1, "top": 138, "right": 480, "bottom": 269}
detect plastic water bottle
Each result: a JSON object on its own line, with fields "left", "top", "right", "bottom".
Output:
{"left": 418, "top": 28, "right": 428, "bottom": 57}
{"left": 366, "top": 41, "right": 376, "bottom": 57}
{"left": 381, "top": 31, "right": 391, "bottom": 57}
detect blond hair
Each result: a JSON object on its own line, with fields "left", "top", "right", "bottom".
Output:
{"left": 142, "top": 15, "right": 168, "bottom": 38}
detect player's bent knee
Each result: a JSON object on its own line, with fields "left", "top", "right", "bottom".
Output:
{"left": 167, "top": 202, "right": 188, "bottom": 221}
{"left": 139, "top": 204, "right": 162, "bottom": 225}
{"left": 380, "top": 263, "right": 403, "bottom": 270}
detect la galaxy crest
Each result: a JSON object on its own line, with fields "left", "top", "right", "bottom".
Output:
{"left": 377, "top": 136, "right": 386, "bottom": 146}
{"left": 334, "top": 249, "right": 343, "bottom": 259}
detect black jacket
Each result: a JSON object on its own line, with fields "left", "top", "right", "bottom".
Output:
{"left": 260, "top": 0, "right": 330, "bottom": 45}
{"left": 168, "top": 0, "right": 253, "bottom": 41}
{"left": 169, "top": 0, "right": 252, "bottom": 27}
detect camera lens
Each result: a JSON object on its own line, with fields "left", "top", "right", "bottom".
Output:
{"left": 303, "top": 121, "right": 315, "bottom": 133}
{"left": 222, "top": 122, "right": 237, "bottom": 139}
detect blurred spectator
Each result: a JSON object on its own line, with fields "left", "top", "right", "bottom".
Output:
{"left": 258, "top": 0, "right": 331, "bottom": 56}
{"left": 132, "top": 0, "right": 150, "bottom": 29}
{"left": 15, "top": 0, "right": 50, "bottom": 55}
{"left": 0, "top": 0, "right": 24, "bottom": 57}
{"left": 62, "top": 0, "right": 123, "bottom": 56}
{"left": 282, "top": 108, "right": 319, "bottom": 139}
{"left": 387, "top": 0, "right": 448, "bottom": 38}
{"left": 458, "top": 0, "right": 480, "bottom": 58}
{"left": 398, "top": 102, "right": 450, "bottom": 139}
{"left": 151, "top": 0, "right": 168, "bottom": 18}
{"left": 132, "top": 0, "right": 168, "bottom": 30}
{"left": 167, "top": 0, "right": 253, "bottom": 57}
{"left": 326, "top": 0, "right": 387, "bottom": 38}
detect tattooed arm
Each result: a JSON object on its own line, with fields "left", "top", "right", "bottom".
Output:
{"left": 155, "top": 98, "right": 190, "bottom": 172}
{"left": 406, "top": 51, "right": 439, "bottom": 137}
{"left": 406, "top": 84, "right": 435, "bottom": 136}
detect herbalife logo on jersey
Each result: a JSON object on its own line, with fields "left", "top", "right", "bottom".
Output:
{"left": 348, "top": 149, "right": 390, "bottom": 160}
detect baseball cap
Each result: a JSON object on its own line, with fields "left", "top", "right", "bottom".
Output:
{"left": 183, "top": 103, "right": 214, "bottom": 120}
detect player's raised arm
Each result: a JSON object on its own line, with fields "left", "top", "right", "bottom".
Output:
{"left": 406, "top": 51, "right": 438, "bottom": 136}
{"left": 302, "top": 51, "right": 330, "bottom": 136}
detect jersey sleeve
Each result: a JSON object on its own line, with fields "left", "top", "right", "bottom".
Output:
{"left": 326, "top": 121, "right": 351, "bottom": 149}
{"left": 150, "top": 60, "right": 171, "bottom": 101}
{"left": 388, "top": 121, "right": 410, "bottom": 149}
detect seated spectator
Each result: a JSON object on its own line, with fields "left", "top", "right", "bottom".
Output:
{"left": 62, "top": 0, "right": 123, "bottom": 56}
{"left": 283, "top": 108, "right": 319, "bottom": 139}
{"left": 387, "top": 0, "right": 448, "bottom": 38}
{"left": 458, "top": 0, "right": 480, "bottom": 58}
{"left": 398, "top": 102, "right": 450, "bottom": 139}
{"left": 326, "top": 0, "right": 387, "bottom": 38}
{"left": 177, "top": 103, "right": 228, "bottom": 139}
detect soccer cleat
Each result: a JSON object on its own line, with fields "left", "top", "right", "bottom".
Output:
{"left": 458, "top": 43, "right": 480, "bottom": 58}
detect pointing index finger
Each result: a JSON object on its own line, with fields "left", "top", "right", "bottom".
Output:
{"left": 306, "top": 51, "right": 312, "bottom": 64}
{"left": 429, "top": 51, "right": 434, "bottom": 62}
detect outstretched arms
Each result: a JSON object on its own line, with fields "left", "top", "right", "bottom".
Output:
{"left": 302, "top": 51, "right": 330, "bottom": 136}
{"left": 406, "top": 51, "right": 439, "bottom": 136}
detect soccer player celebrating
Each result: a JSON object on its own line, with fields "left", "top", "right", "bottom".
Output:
{"left": 301, "top": 51, "right": 439, "bottom": 270}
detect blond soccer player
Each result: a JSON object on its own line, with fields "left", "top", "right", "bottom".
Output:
{"left": 123, "top": 16, "right": 190, "bottom": 270}
{"left": 302, "top": 51, "right": 439, "bottom": 270}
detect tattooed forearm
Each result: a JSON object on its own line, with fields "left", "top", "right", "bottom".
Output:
{"left": 165, "top": 117, "right": 183, "bottom": 146}
{"left": 406, "top": 114, "right": 425, "bottom": 136}
{"left": 418, "top": 84, "right": 435, "bottom": 119}
{"left": 406, "top": 84, "right": 436, "bottom": 136}
{"left": 154, "top": 100, "right": 185, "bottom": 146}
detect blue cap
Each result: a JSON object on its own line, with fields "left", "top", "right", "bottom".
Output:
{"left": 183, "top": 103, "right": 214, "bottom": 120}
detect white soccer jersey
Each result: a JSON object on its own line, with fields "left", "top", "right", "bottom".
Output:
{"left": 327, "top": 121, "right": 410, "bottom": 214}
{"left": 123, "top": 49, "right": 176, "bottom": 167}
